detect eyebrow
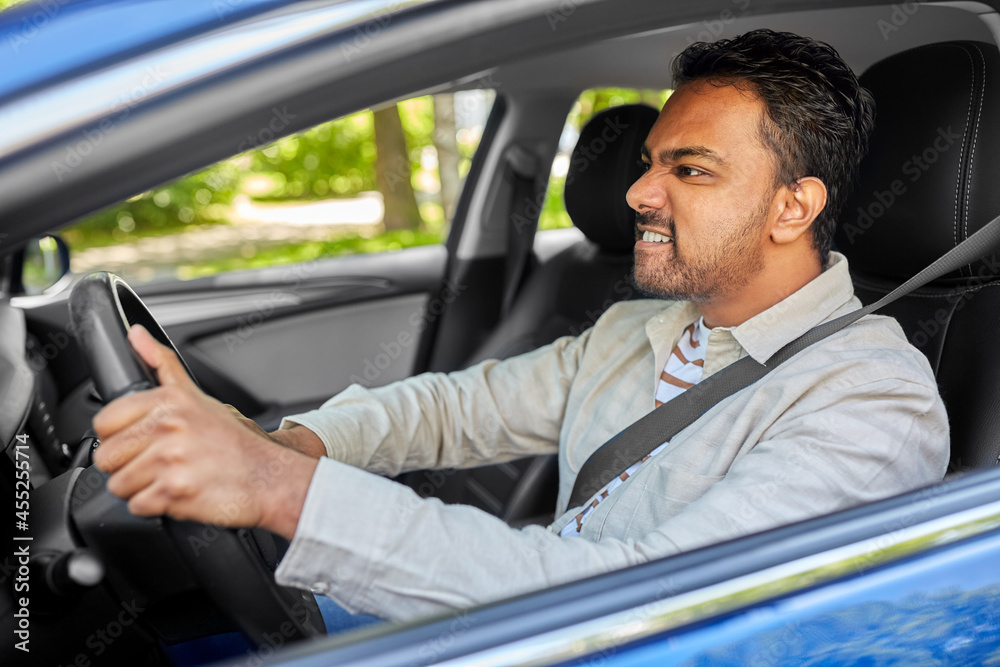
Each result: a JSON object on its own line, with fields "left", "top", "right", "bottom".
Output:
{"left": 641, "top": 144, "right": 725, "bottom": 166}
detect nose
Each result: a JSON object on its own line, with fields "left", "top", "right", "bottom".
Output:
{"left": 626, "top": 168, "right": 666, "bottom": 214}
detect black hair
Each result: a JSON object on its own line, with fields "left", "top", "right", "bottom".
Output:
{"left": 672, "top": 29, "right": 876, "bottom": 264}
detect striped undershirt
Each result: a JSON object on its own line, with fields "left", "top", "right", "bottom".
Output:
{"left": 560, "top": 317, "right": 707, "bottom": 537}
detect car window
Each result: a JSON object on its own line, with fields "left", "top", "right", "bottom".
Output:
{"left": 539, "top": 87, "right": 670, "bottom": 231}
{"left": 59, "top": 90, "right": 496, "bottom": 285}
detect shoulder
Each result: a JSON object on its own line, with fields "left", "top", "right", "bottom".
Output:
{"left": 795, "top": 312, "right": 939, "bottom": 391}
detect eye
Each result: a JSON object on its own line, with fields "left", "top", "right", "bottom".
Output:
{"left": 637, "top": 159, "right": 651, "bottom": 172}
{"left": 678, "top": 166, "right": 706, "bottom": 177}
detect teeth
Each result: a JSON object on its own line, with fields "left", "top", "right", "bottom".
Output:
{"left": 642, "top": 231, "right": 673, "bottom": 243}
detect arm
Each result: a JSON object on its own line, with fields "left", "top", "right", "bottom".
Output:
{"left": 274, "top": 329, "right": 594, "bottom": 476}
{"left": 92, "top": 325, "right": 592, "bottom": 540}
{"left": 276, "top": 375, "right": 949, "bottom": 621}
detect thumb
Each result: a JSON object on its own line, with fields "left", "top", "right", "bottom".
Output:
{"left": 128, "top": 324, "right": 194, "bottom": 389}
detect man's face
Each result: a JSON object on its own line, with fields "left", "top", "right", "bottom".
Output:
{"left": 627, "top": 80, "right": 781, "bottom": 303}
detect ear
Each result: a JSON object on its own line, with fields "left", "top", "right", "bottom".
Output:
{"left": 770, "top": 176, "right": 827, "bottom": 246}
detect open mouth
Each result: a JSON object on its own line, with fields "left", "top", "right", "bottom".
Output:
{"left": 640, "top": 230, "right": 673, "bottom": 244}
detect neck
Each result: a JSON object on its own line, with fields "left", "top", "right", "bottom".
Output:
{"left": 698, "top": 250, "right": 823, "bottom": 329}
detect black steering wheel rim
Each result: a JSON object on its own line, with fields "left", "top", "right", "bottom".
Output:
{"left": 66, "top": 272, "right": 325, "bottom": 647}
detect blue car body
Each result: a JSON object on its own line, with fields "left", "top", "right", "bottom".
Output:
{"left": 2, "top": 1, "right": 1000, "bottom": 665}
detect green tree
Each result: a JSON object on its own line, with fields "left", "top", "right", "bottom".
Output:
{"left": 433, "top": 94, "right": 461, "bottom": 220}
{"left": 374, "top": 105, "right": 422, "bottom": 231}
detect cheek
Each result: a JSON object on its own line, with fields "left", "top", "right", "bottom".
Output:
{"left": 671, "top": 192, "right": 720, "bottom": 243}
{"left": 672, "top": 186, "right": 754, "bottom": 244}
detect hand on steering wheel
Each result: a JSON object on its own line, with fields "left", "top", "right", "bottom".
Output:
{"left": 66, "top": 272, "right": 326, "bottom": 646}
{"left": 94, "top": 325, "right": 317, "bottom": 538}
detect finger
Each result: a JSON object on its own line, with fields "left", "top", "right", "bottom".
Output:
{"left": 105, "top": 454, "right": 157, "bottom": 501}
{"left": 125, "top": 470, "right": 211, "bottom": 523}
{"left": 126, "top": 482, "right": 171, "bottom": 518}
{"left": 129, "top": 325, "right": 195, "bottom": 390}
{"left": 93, "top": 391, "right": 182, "bottom": 472}
{"left": 93, "top": 386, "right": 176, "bottom": 437}
{"left": 104, "top": 434, "right": 181, "bottom": 499}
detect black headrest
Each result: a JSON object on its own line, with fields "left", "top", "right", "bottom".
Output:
{"left": 836, "top": 41, "right": 1000, "bottom": 285}
{"left": 565, "top": 104, "right": 660, "bottom": 254}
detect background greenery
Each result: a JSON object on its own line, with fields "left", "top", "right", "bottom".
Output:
{"left": 60, "top": 87, "right": 669, "bottom": 282}
{"left": 0, "top": 0, "right": 672, "bottom": 287}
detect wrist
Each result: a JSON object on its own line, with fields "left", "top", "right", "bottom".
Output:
{"left": 270, "top": 425, "right": 326, "bottom": 458}
{"left": 257, "top": 447, "right": 319, "bottom": 540}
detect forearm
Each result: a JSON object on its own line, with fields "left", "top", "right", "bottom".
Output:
{"left": 281, "top": 332, "right": 591, "bottom": 476}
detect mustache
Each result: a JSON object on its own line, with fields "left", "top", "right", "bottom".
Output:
{"left": 634, "top": 212, "right": 675, "bottom": 240}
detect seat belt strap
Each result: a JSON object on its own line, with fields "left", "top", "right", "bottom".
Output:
{"left": 567, "top": 211, "right": 1000, "bottom": 509}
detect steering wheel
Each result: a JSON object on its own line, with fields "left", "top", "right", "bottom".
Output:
{"left": 66, "top": 272, "right": 325, "bottom": 649}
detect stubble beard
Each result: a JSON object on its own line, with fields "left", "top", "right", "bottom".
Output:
{"left": 630, "top": 202, "right": 770, "bottom": 303}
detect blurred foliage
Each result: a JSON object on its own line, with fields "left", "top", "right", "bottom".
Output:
{"left": 61, "top": 95, "right": 482, "bottom": 250}
{"left": 246, "top": 111, "right": 377, "bottom": 201}
{"left": 174, "top": 229, "right": 444, "bottom": 281}
{"left": 61, "top": 163, "right": 242, "bottom": 248}
{"left": 56, "top": 86, "right": 664, "bottom": 283}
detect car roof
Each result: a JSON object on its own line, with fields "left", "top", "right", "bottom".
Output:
{"left": 0, "top": 0, "right": 296, "bottom": 100}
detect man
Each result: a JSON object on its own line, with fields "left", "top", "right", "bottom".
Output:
{"left": 93, "top": 30, "right": 949, "bottom": 622}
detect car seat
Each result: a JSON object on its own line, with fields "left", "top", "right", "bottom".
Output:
{"left": 834, "top": 41, "right": 1000, "bottom": 473}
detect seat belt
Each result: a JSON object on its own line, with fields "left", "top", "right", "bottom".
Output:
{"left": 500, "top": 145, "right": 544, "bottom": 318}
{"left": 567, "top": 211, "right": 1000, "bottom": 509}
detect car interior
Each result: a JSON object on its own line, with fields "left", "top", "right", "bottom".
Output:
{"left": 3, "top": 1, "right": 1000, "bottom": 664}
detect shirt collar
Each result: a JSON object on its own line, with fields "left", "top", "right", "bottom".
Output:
{"left": 644, "top": 251, "right": 857, "bottom": 366}
{"left": 730, "top": 251, "right": 856, "bottom": 363}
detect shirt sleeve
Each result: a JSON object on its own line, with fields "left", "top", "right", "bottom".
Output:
{"left": 274, "top": 374, "right": 948, "bottom": 622}
{"left": 278, "top": 328, "right": 594, "bottom": 477}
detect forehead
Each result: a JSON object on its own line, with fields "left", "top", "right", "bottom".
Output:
{"left": 645, "top": 80, "right": 770, "bottom": 163}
